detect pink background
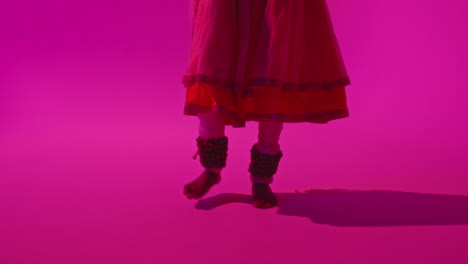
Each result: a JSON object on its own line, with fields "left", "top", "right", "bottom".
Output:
{"left": 1, "top": 0, "right": 468, "bottom": 263}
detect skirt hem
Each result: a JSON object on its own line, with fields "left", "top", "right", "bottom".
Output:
{"left": 184, "top": 103, "right": 349, "bottom": 128}
{"left": 182, "top": 74, "right": 351, "bottom": 93}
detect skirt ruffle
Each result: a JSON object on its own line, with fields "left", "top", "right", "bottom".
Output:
{"left": 184, "top": 82, "right": 349, "bottom": 128}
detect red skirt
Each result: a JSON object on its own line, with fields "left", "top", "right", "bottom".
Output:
{"left": 182, "top": 0, "right": 351, "bottom": 128}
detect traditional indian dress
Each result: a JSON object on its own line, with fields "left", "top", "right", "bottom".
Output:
{"left": 182, "top": 0, "right": 351, "bottom": 128}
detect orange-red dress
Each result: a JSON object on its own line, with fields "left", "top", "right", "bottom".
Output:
{"left": 182, "top": 0, "right": 351, "bottom": 128}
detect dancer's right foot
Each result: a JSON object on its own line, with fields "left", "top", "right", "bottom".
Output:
{"left": 184, "top": 170, "right": 221, "bottom": 199}
{"left": 252, "top": 183, "right": 278, "bottom": 209}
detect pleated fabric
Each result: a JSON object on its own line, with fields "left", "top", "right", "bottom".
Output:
{"left": 182, "top": 0, "right": 351, "bottom": 128}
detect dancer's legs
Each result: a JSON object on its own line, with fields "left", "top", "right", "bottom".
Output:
{"left": 197, "top": 110, "right": 226, "bottom": 173}
{"left": 250, "top": 121, "right": 284, "bottom": 184}
{"left": 198, "top": 110, "right": 225, "bottom": 140}
{"left": 198, "top": 113, "right": 284, "bottom": 182}
{"left": 184, "top": 110, "right": 226, "bottom": 200}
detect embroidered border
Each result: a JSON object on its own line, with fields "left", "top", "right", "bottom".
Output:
{"left": 183, "top": 103, "right": 349, "bottom": 128}
{"left": 182, "top": 74, "right": 351, "bottom": 92}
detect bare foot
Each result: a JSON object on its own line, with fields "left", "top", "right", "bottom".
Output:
{"left": 184, "top": 170, "right": 221, "bottom": 199}
{"left": 252, "top": 183, "right": 278, "bottom": 209}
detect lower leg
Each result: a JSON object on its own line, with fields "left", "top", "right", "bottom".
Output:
{"left": 198, "top": 110, "right": 226, "bottom": 173}
{"left": 183, "top": 110, "right": 228, "bottom": 200}
{"left": 249, "top": 120, "right": 284, "bottom": 209}
{"left": 250, "top": 121, "right": 284, "bottom": 184}
{"left": 255, "top": 121, "right": 283, "bottom": 155}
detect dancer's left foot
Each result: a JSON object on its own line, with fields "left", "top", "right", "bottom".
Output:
{"left": 252, "top": 183, "right": 278, "bottom": 209}
{"left": 184, "top": 170, "right": 221, "bottom": 200}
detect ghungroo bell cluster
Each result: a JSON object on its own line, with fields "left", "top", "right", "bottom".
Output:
{"left": 193, "top": 136, "right": 228, "bottom": 169}
{"left": 248, "top": 144, "right": 283, "bottom": 178}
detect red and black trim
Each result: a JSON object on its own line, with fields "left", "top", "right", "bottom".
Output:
{"left": 182, "top": 74, "right": 351, "bottom": 93}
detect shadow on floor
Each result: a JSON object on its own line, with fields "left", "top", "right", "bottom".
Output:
{"left": 195, "top": 189, "right": 468, "bottom": 226}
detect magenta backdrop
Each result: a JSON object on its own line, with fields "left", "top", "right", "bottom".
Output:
{"left": 1, "top": 1, "right": 468, "bottom": 264}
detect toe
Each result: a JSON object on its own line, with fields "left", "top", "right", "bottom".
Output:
{"left": 253, "top": 200, "right": 267, "bottom": 208}
{"left": 257, "top": 201, "right": 263, "bottom": 208}
{"left": 186, "top": 189, "right": 199, "bottom": 199}
{"left": 253, "top": 200, "right": 275, "bottom": 209}
{"left": 190, "top": 192, "right": 201, "bottom": 199}
{"left": 184, "top": 184, "right": 192, "bottom": 193}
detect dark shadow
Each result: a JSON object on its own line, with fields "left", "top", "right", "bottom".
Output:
{"left": 195, "top": 189, "right": 468, "bottom": 226}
